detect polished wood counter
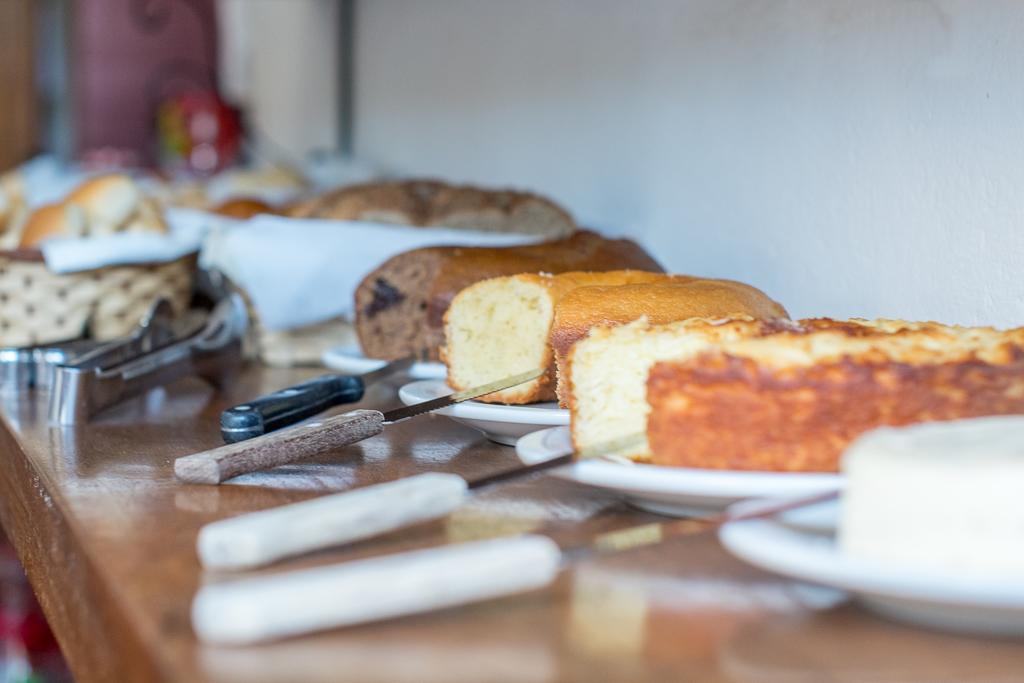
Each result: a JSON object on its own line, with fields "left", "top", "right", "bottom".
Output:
{"left": 0, "top": 366, "right": 1021, "bottom": 682}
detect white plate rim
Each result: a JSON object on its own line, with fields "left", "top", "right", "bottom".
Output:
{"left": 516, "top": 426, "right": 843, "bottom": 497}
{"left": 398, "top": 379, "right": 569, "bottom": 426}
{"left": 719, "top": 508, "right": 1024, "bottom": 609}
{"left": 322, "top": 344, "right": 447, "bottom": 379}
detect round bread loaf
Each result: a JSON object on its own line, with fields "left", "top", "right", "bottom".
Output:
{"left": 66, "top": 174, "right": 140, "bottom": 228}
{"left": 291, "top": 181, "right": 428, "bottom": 223}
{"left": 19, "top": 174, "right": 168, "bottom": 248}
{"left": 289, "top": 179, "right": 575, "bottom": 237}
{"left": 212, "top": 197, "right": 278, "bottom": 219}
{"left": 18, "top": 203, "right": 85, "bottom": 246}
{"left": 0, "top": 170, "right": 27, "bottom": 241}
{"left": 552, "top": 278, "right": 788, "bottom": 405}
{"left": 355, "top": 230, "right": 662, "bottom": 361}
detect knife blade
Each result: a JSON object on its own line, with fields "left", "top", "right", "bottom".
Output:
{"left": 560, "top": 489, "right": 838, "bottom": 561}
{"left": 219, "top": 357, "right": 417, "bottom": 443}
{"left": 174, "top": 367, "right": 545, "bottom": 485}
{"left": 195, "top": 431, "right": 645, "bottom": 571}
{"left": 192, "top": 490, "right": 839, "bottom": 644}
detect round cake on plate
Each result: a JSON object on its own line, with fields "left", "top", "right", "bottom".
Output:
{"left": 839, "top": 416, "right": 1024, "bottom": 578}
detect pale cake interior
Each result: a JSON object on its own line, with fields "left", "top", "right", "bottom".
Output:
{"left": 444, "top": 277, "right": 553, "bottom": 403}
{"left": 569, "top": 317, "right": 759, "bottom": 459}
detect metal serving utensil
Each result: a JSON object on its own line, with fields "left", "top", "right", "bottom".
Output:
{"left": 0, "top": 299, "right": 176, "bottom": 392}
{"left": 48, "top": 294, "right": 248, "bottom": 424}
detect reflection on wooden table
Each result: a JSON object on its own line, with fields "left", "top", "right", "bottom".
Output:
{"left": 0, "top": 366, "right": 1021, "bottom": 682}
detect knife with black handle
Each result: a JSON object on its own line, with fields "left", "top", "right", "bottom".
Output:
{"left": 178, "top": 368, "right": 545, "bottom": 485}
{"left": 219, "top": 357, "right": 415, "bottom": 443}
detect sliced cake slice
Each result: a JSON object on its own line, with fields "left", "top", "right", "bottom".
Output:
{"left": 442, "top": 271, "right": 667, "bottom": 404}
{"left": 646, "top": 322, "right": 1024, "bottom": 472}
{"left": 550, "top": 278, "right": 788, "bottom": 405}
{"left": 567, "top": 317, "right": 785, "bottom": 460}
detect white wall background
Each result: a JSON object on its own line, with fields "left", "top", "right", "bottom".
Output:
{"left": 219, "top": 0, "right": 340, "bottom": 160}
{"left": 353, "top": 0, "right": 1024, "bottom": 326}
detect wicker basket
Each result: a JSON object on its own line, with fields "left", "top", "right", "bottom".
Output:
{"left": 0, "top": 250, "right": 196, "bottom": 347}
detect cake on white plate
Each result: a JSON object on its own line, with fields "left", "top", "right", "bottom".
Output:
{"left": 566, "top": 316, "right": 915, "bottom": 462}
{"left": 645, "top": 321, "right": 1024, "bottom": 472}
{"left": 442, "top": 271, "right": 669, "bottom": 404}
{"left": 566, "top": 316, "right": 780, "bottom": 459}
{"left": 839, "top": 416, "right": 1024, "bottom": 578}
{"left": 443, "top": 271, "right": 785, "bottom": 406}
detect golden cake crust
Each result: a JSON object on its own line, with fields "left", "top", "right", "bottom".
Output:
{"left": 551, "top": 279, "right": 788, "bottom": 405}
{"left": 355, "top": 230, "right": 663, "bottom": 361}
{"left": 289, "top": 178, "right": 576, "bottom": 237}
{"left": 425, "top": 232, "right": 664, "bottom": 328}
{"left": 442, "top": 269, "right": 673, "bottom": 404}
{"left": 646, "top": 324, "right": 1024, "bottom": 472}
{"left": 565, "top": 315, "right": 788, "bottom": 459}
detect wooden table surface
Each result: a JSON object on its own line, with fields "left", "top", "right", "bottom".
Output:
{"left": 0, "top": 365, "right": 1022, "bottom": 682}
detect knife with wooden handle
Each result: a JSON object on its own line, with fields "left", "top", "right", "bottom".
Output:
{"left": 192, "top": 491, "right": 838, "bottom": 644}
{"left": 196, "top": 434, "right": 642, "bottom": 571}
{"left": 174, "top": 368, "right": 544, "bottom": 485}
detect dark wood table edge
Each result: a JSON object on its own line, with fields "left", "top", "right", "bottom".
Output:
{"left": 0, "top": 412, "right": 172, "bottom": 683}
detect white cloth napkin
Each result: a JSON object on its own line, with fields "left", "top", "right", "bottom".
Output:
{"left": 18, "top": 155, "right": 89, "bottom": 206}
{"left": 39, "top": 207, "right": 220, "bottom": 273}
{"left": 200, "top": 215, "right": 543, "bottom": 331}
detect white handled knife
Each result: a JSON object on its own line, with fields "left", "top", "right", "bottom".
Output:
{"left": 192, "top": 490, "right": 839, "bottom": 644}
{"left": 194, "top": 432, "right": 644, "bottom": 571}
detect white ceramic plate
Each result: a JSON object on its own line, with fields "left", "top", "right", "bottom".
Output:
{"left": 750, "top": 497, "right": 840, "bottom": 535}
{"left": 719, "top": 501, "right": 1024, "bottom": 637}
{"left": 322, "top": 344, "right": 446, "bottom": 380}
{"left": 398, "top": 380, "right": 569, "bottom": 446}
{"left": 515, "top": 426, "right": 841, "bottom": 517}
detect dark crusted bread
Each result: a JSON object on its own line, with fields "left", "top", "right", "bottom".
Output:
{"left": 289, "top": 181, "right": 433, "bottom": 224}
{"left": 355, "top": 230, "right": 662, "bottom": 360}
{"left": 289, "top": 179, "right": 576, "bottom": 237}
{"left": 646, "top": 322, "right": 1024, "bottom": 472}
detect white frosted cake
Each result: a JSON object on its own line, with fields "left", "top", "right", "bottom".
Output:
{"left": 839, "top": 416, "right": 1024, "bottom": 578}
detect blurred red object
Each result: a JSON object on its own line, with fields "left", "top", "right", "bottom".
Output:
{"left": 157, "top": 90, "right": 242, "bottom": 175}
{"left": 0, "top": 536, "right": 70, "bottom": 681}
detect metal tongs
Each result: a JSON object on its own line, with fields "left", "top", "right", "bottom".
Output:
{"left": 0, "top": 336, "right": 99, "bottom": 391}
{"left": 0, "top": 299, "right": 180, "bottom": 391}
{"left": 49, "top": 294, "right": 248, "bottom": 424}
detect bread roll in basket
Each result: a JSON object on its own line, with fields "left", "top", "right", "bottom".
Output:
{"left": 0, "top": 174, "right": 194, "bottom": 346}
